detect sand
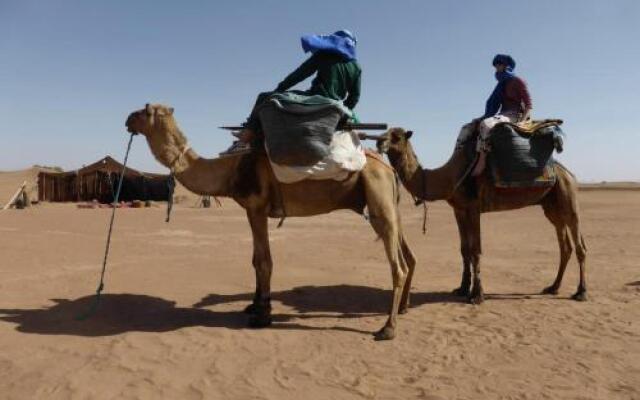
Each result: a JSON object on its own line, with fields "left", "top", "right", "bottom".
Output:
{"left": 0, "top": 169, "right": 638, "bottom": 399}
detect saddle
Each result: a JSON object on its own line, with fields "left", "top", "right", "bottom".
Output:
{"left": 502, "top": 119, "right": 564, "bottom": 136}
{"left": 464, "top": 119, "right": 565, "bottom": 189}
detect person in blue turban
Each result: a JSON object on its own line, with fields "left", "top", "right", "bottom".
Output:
{"left": 456, "top": 54, "right": 533, "bottom": 175}
{"left": 221, "top": 30, "right": 362, "bottom": 156}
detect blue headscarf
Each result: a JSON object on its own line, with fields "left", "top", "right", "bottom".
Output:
{"left": 484, "top": 54, "right": 517, "bottom": 117}
{"left": 300, "top": 30, "right": 357, "bottom": 61}
{"left": 492, "top": 54, "right": 516, "bottom": 70}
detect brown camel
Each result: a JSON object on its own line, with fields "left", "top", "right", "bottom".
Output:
{"left": 375, "top": 127, "right": 587, "bottom": 304}
{"left": 125, "top": 104, "right": 416, "bottom": 340}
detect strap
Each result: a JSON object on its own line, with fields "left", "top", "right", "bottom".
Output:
{"left": 169, "top": 144, "right": 191, "bottom": 173}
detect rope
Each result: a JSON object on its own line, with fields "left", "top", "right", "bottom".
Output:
{"left": 421, "top": 202, "right": 428, "bottom": 235}
{"left": 166, "top": 174, "right": 175, "bottom": 223}
{"left": 411, "top": 161, "right": 429, "bottom": 235}
{"left": 76, "top": 133, "right": 136, "bottom": 320}
{"left": 268, "top": 162, "right": 287, "bottom": 229}
{"left": 451, "top": 153, "right": 478, "bottom": 196}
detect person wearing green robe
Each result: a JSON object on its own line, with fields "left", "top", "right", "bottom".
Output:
{"left": 221, "top": 30, "right": 361, "bottom": 156}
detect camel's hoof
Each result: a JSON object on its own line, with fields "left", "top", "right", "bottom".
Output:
{"left": 373, "top": 326, "right": 396, "bottom": 341}
{"left": 244, "top": 301, "right": 271, "bottom": 315}
{"left": 571, "top": 291, "right": 588, "bottom": 302}
{"left": 248, "top": 314, "right": 272, "bottom": 328}
{"left": 452, "top": 286, "right": 470, "bottom": 297}
{"left": 541, "top": 286, "right": 559, "bottom": 295}
{"left": 244, "top": 303, "right": 258, "bottom": 314}
{"left": 468, "top": 293, "right": 485, "bottom": 305}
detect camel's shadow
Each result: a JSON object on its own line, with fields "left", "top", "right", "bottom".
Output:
{"left": 0, "top": 285, "right": 461, "bottom": 337}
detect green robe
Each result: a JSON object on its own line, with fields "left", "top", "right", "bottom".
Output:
{"left": 275, "top": 51, "right": 362, "bottom": 110}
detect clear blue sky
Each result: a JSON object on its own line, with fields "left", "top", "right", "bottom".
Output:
{"left": 1, "top": 0, "right": 639, "bottom": 181}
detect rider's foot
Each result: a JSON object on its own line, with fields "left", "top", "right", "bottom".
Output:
{"left": 219, "top": 140, "right": 252, "bottom": 157}
{"left": 232, "top": 128, "right": 256, "bottom": 142}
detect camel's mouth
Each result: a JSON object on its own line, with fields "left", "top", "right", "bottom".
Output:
{"left": 125, "top": 112, "right": 139, "bottom": 134}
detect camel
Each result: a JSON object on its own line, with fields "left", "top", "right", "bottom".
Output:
{"left": 375, "top": 127, "right": 587, "bottom": 304}
{"left": 125, "top": 104, "right": 415, "bottom": 340}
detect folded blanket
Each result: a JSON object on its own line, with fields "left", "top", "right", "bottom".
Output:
{"left": 268, "top": 130, "right": 366, "bottom": 184}
{"left": 258, "top": 92, "right": 352, "bottom": 166}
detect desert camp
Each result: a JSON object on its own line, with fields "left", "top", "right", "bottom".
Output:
{"left": 1, "top": 2, "right": 639, "bottom": 399}
{"left": 37, "top": 156, "right": 171, "bottom": 203}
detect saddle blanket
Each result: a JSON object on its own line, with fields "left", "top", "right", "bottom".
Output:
{"left": 268, "top": 130, "right": 367, "bottom": 184}
{"left": 488, "top": 123, "right": 564, "bottom": 188}
{"left": 258, "top": 92, "right": 352, "bottom": 166}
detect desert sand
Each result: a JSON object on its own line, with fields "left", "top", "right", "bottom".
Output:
{"left": 0, "top": 169, "right": 638, "bottom": 400}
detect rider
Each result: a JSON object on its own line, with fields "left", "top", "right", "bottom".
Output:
{"left": 221, "top": 30, "right": 362, "bottom": 156}
{"left": 471, "top": 54, "right": 532, "bottom": 176}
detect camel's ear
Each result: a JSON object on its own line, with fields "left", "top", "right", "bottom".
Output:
{"left": 168, "top": 107, "right": 174, "bottom": 115}
{"left": 406, "top": 130, "right": 413, "bottom": 139}
{"left": 145, "top": 103, "right": 156, "bottom": 125}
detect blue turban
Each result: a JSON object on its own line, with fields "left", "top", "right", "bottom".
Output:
{"left": 301, "top": 30, "right": 357, "bottom": 61}
{"left": 492, "top": 54, "right": 516, "bottom": 70}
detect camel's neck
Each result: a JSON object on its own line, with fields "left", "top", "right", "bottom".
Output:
{"left": 143, "top": 120, "right": 239, "bottom": 197}
{"left": 388, "top": 143, "right": 467, "bottom": 201}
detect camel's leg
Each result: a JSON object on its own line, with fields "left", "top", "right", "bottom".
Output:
{"left": 369, "top": 213, "right": 407, "bottom": 340}
{"left": 245, "top": 211, "right": 274, "bottom": 327}
{"left": 362, "top": 168, "right": 408, "bottom": 340}
{"left": 365, "top": 202, "right": 407, "bottom": 339}
{"left": 541, "top": 206, "right": 573, "bottom": 295}
{"left": 399, "top": 234, "right": 416, "bottom": 314}
{"left": 452, "top": 207, "right": 472, "bottom": 297}
{"left": 468, "top": 208, "right": 484, "bottom": 304}
{"left": 568, "top": 214, "right": 588, "bottom": 301}
{"left": 544, "top": 169, "right": 588, "bottom": 301}
{"left": 244, "top": 247, "right": 265, "bottom": 315}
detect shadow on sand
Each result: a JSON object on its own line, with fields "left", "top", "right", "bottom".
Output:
{"left": 486, "top": 292, "right": 559, "bottom": 301}
{"left": 0, "top": 285, "right": 462, "bottom": 337}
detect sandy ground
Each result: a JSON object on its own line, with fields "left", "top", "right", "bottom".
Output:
{"left": 0, "top": 170, "right": 639, "bottom": 400}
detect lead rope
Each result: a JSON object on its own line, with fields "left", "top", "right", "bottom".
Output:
{"left": 420, "top": 165, "right": 428, "bottom": 235}
{"left": 412, "top": 162, "right": 429, "bottom": 235}
{"left": 76, "top": 133, "right": 136, "bottom": 320}
{"left": 166, "top": 173, "right": 175, "bottom": 223}
{"left": 451, "top": 153, "right": 478, "bottom": 196}
{"left": 275, "top": 181, "right": 287, "bottom": 228}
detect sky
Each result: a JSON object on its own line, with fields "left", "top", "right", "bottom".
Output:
{"left": 1, "top": 0, "right": 639, "bottom": 182}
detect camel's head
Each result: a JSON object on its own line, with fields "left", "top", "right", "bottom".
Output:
{"left": 375, "top": 127, "right": 414, "bottom": 156}
{"left": 125, "top": 103, "right": 175, "bottom": 136}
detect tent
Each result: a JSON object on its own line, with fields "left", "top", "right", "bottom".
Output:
{"left": 37, "top": 156, "right": 170, "bottom": 203}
